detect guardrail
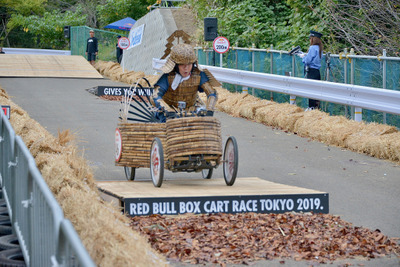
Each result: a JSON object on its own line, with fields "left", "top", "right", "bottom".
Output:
{"left": 0, "top": 108, "right": 95, "bottom": 267}
{"left": 152, "top": 59, "right": 400, "bottom": 121}
{"left": 2, "top": 48, "right": 71, "bottom": 56}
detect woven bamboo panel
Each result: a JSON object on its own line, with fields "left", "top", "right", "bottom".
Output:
{"left": 116, "top": 123, "right": 166, "bottom": 168}
{"left": 165, "top": 117, "right": 222, "bottom": 160}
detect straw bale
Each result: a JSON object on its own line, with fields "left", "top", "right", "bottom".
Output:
{"left": 230, "top": 94, "right": 259, "bottom": 117}
{"left": 293, "top": 110, "right": 331, "bottom": 138}
{"left": 219, "top": 93, "right": 252, "bottom": 114}
{"left": 215, "top": 87, "right": 233, "bottom": 106}
{"left": 57, "top": 186, "right": 167, "bottom": 267}
{"left": 237, "top": 99, "right": 273, "bottom": 120}
{"left": 345, "top": 123, "right": 400, "bottom": 160}
{"left": 143, "top": 75, "right": 160, "bottom": 86}
{"left": 126, "top": 71, "right": 146, "bottom": 84}
{"left": 253, "top": 103, "right": 301, "bottom": 130}
{"left": 103, "top": 63, "right": 121, "bottom": 77}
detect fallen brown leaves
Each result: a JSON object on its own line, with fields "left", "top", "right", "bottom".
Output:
{"left": 130, "top": 212, "right": 400, "bottom": 265}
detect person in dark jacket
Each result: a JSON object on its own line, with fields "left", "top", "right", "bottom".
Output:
{"left": 116, "top": 35, "right": 123, "bottom": 64}
{"left": 86, "top": 30, "right": 98, "bottom": 65}
{"left": 300, "top": 30, "right": 323, "bottom": 110}
{"left": 0, "top": 47, "right": 5, "bottom": 54}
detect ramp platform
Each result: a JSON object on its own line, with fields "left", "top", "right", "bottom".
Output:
{"left": 98, "top": 177, "right": 329, "bottom": 216}
{"left": 0, "top": 54, "right": 103, "bottom": 78}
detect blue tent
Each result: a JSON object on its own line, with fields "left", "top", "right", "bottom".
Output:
{"left": 104, "top": 17, "right": 136, "bottom": 31}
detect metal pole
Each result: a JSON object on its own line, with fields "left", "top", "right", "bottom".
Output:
{"left": 270, "top": 45, "right": 274, "bottom": 101}
{"left": 343, "top": 48, "right": 348, "bottom": 117}
{"left": 350, "top": 48, "right": 361, "bottom": 121}
{"left": 252, "top": 43, "right": 255, "bottom": 95}
{"left": 382, "top": 49, "right": 387, "bottom": 124}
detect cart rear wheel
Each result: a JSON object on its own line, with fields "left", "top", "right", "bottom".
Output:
{"left": 202, "top": 168, "right": 213, "bottom": 179}
{"left": 150, "top": 137, "right": 164, "bottom": 187}
{"left": 124, "top": 167, "right": 135, "bottom": 181}
{"left": 223, "top": 136, "right": 238, "bottom": 186}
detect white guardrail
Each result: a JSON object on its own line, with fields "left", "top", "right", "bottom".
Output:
{"left": 2, "top": 48, "right": 71, "bottom": 56}
{"left": 152, "top": 58, "right": 400, "bottom": 121}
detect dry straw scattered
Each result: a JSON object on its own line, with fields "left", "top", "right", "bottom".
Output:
{"left": 0, "top": 86, "right": 167, "bottom": 267}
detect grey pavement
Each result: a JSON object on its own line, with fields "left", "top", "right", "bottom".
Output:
{"left": 1, "top": 77, "right": 399, "bottom": 266}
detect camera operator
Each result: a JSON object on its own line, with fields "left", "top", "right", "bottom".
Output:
{"left": 299, "top": 30, "right": 323, "bottom": 110}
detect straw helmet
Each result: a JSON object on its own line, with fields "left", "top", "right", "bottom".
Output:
{"left": 161, "top": 43, "right": 197, "bottom": 73}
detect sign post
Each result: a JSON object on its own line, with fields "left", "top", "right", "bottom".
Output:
{"left": 118, "top": 37, "right": 130, "bottom": 72}
{"left": 213, "top": 36, "right": 230, "bottom": 68}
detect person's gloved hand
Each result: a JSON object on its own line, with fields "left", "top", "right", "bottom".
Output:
{"left": 206, "top": 110, "right": 214, "bottom": 117}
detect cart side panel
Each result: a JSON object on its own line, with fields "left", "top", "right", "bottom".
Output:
{"left": 116, "top": 122, "right": 166, "bottom": 168}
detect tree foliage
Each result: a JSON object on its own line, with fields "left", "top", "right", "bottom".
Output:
{"left": 1, "top": 0, "right": 399, "bottom": 55}
{"left": 322, "top": 0, "right": 400, "bottom": 55}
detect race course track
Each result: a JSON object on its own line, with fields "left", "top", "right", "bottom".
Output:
{"left": 1, "top": 77, "right": 399, "bottom": 266}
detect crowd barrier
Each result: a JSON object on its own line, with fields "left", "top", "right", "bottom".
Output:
{"left": 0, "top": 108, "right": 95, "bottom": 267}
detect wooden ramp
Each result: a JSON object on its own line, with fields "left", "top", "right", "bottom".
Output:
{"left": 98, "top": 177, "right": 329, "bottom": 216}
{"left": 0, "top": 54, "right": 103, "bottom": 78}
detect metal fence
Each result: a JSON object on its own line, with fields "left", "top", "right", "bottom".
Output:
{"left": 0, "top": 108, "right": 95, "bottom": 267}
{"left": 196, "top": 47, "right": 400, "bottom": 128}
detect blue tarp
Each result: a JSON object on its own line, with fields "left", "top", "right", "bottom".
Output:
{"left": 104, "top": 17, "right": 136, "bottom": 31}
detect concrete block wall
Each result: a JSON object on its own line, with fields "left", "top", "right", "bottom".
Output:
{"left": 121, "top": 9, "right": 178, "bottom": 75}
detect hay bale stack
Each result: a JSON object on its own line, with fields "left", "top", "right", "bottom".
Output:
{"left": 230, "top": 94, "right": 260, "bottom": 117}
{"left": 215, "top": 87, "right": 233, "bottom": 105}
{"left": 125, "top": 71, "right": 146, "bottom": 85}
{"left": 237, "top": 99, "right": 273, "bottom": 120}
{"left": 219, "top": 93, "right": 252, "bottom": 114}
{"left": 254, "top": 103, "right": 302, "bottom": 131}
{"left": 345, "top": 123, "right": 400, "bottom": 161}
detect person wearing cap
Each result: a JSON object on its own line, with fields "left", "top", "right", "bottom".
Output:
{"left": 300, "top": 30, "right": 323, "bottom": 110}
{"left": 116, "top": 35, "right": 123, "bottom": 64}
{"left": 86, "top": 30, "right": 98, "bottom": 65}
{"left": 150, "top": 43, "right": 219, "bottom": 121}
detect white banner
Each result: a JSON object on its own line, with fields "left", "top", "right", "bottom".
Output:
{"left": 129, "top": 24, "right": 145, "bottom": 49}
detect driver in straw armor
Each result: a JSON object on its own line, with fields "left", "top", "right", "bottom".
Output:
{"left": 151, "top": 43, "right": 219, "bottom": 119}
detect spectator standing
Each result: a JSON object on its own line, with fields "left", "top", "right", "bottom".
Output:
{"left": 116, "top": 35, "right": 123, "bottom": 64}
{"left": 300, "top": 30, "right": 323, "bottom": 110}
{"left": 0, "top": 47, "right": 5, "bottom": 54}
{"left": 86, "top": 30, "right": 98, "bottom": 66}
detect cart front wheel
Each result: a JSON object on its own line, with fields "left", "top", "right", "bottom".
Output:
{"left": 150, "top": 137, "right": 164, "bottom": 187}
{"left": 223, "top": 136, "right": 238, "bottom": 186}
{"left": 124, "top": 167, "right": 136, "bottom": 181}
{"left": 202, "top": 168, "right": 213, "bottom": 179}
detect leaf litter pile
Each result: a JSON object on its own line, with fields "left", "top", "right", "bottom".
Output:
{"left": 130, "top": 212, "right": 400, "bottom": 265}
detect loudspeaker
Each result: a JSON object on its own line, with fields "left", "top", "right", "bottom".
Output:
{"left": 204, "top": 17, "right": 218, "bottom": 41}
{"left": 63, "top": 26, "right": 70, "bottom": 39}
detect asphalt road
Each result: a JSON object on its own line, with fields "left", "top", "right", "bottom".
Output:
{"left": 1, "top": 77, "right": 399, "bottom": 266}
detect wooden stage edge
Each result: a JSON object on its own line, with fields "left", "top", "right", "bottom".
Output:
{"left": 98, "top": 177, "right": 329, "bottom": 216}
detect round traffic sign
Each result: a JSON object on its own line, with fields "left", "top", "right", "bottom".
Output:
{"left": 118, "top": 37, "right": 130, "bottom": 50}
{"left": 213, "top": 36, "right": 230, "bottom": 54}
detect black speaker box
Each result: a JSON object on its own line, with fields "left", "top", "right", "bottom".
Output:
{"left": 63, "top": 26, "right": 70, "bottom": 39}
{"left": 204, "top": 17, "right": 218, "bottom": 41}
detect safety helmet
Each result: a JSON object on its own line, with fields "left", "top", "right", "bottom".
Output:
{"left": 161, "top": 43, "right": 197, "bottom": 73}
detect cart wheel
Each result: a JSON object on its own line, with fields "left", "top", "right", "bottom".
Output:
{"left": 202, "top": 168, "right": 213, "bottom": 179}
{"left": 223, "top": 136, "right": 238, "bottom": 186}
{"left": 124, "top": 167, "right": 135, "bottom": 181}
{"left": 150, "top": 137, "right": 164, "bottom": 187}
